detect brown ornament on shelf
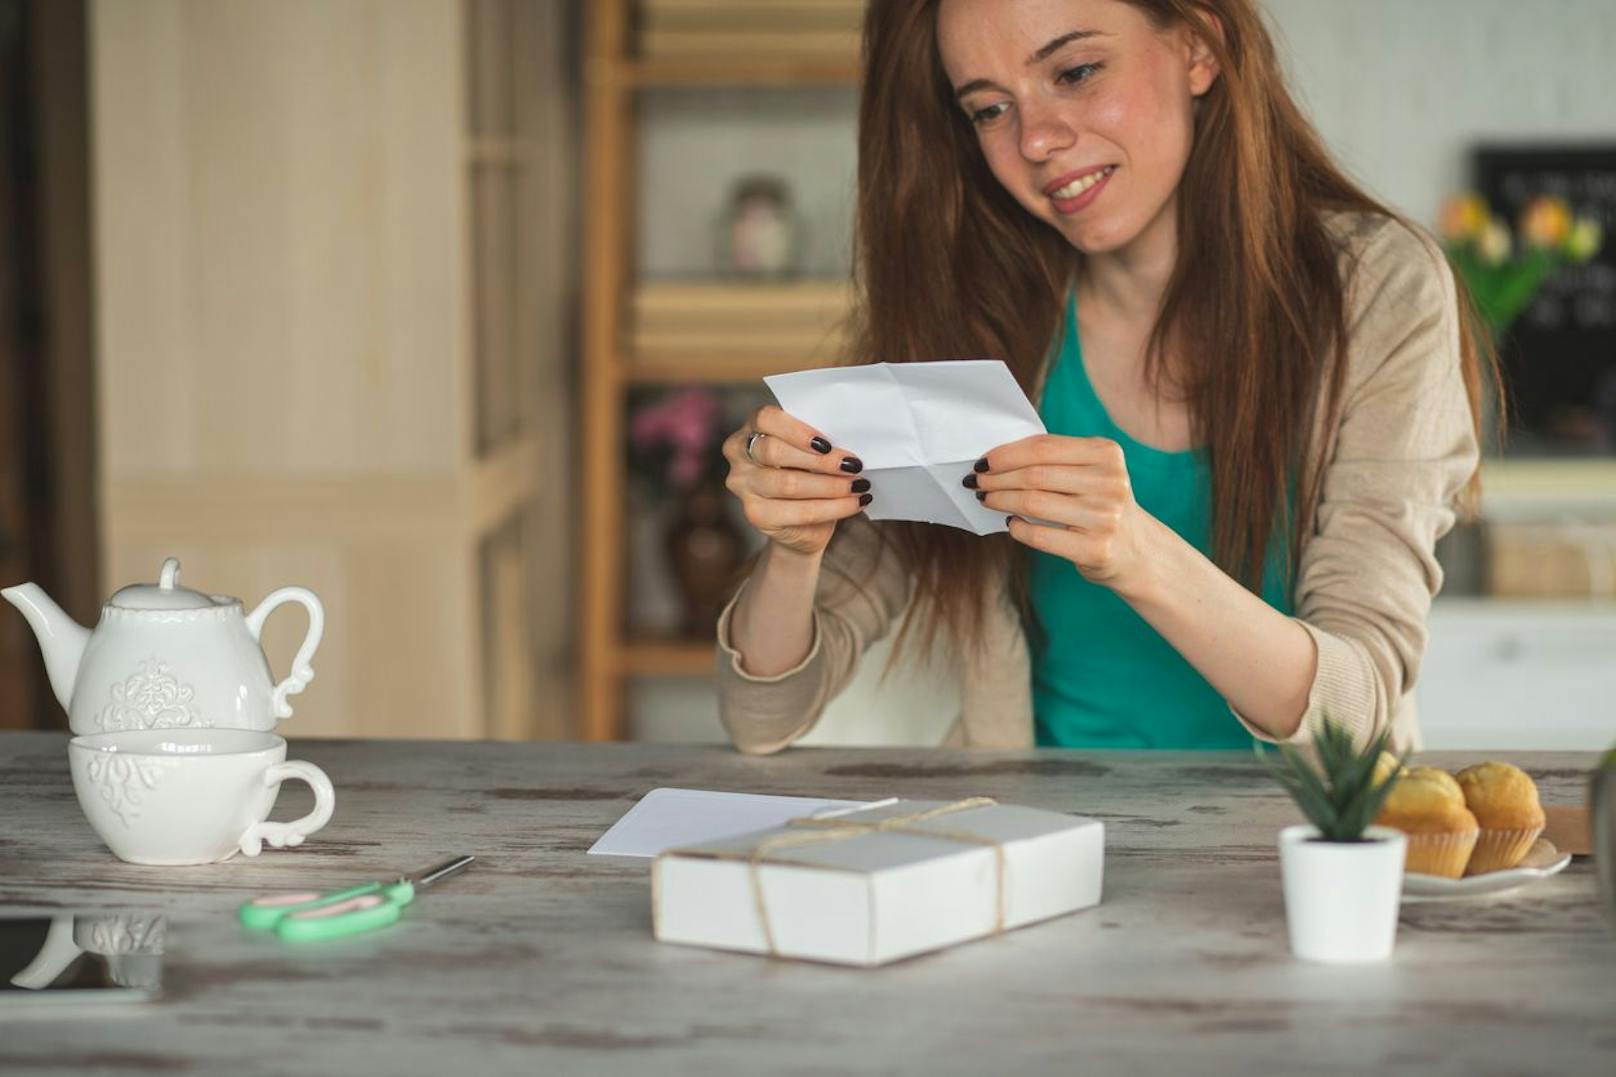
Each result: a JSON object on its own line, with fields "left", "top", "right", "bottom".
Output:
{"left": 663, "top": 479, "right": 746, "bottom": 637}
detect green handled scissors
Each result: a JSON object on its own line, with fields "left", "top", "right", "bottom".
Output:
{"left": 239, "top": 855, "right": 475, "bottom": 942}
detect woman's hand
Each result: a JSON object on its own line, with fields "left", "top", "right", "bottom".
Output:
{"left": 722, "top": 405, "right": 871, "bottom": 557}
{"left": 969, "top": 434, "right": 1158, "bottom": 592}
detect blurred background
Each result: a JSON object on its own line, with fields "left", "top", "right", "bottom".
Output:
{"left": 0, "top": 0, "right": 1612, "bottom": 750}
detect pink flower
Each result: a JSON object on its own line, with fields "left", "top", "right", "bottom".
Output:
{"left": 630, "top": 388, "right": 723, "bottom": 489}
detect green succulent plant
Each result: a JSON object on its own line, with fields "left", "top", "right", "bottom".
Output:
{"left": 1255, "top": 713, "right": 1408, "bottom": 842}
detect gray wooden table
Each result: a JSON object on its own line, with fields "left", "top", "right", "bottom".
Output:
{"left": 0, "top": 732, "right": 1612, "bottom": 1076}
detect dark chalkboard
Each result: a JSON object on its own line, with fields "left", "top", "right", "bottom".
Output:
{"left": 1474, "top": 144, "right": 1616, "bottom": 454}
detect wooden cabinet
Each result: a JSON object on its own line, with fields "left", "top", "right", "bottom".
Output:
{"left": 1419, "top": 598, "right": 1616, "bottom": 750}
{"left": 88, "top": 0, "right": 574, "bottom": 739}
{"left": 1418, "top": 459, "right": 1616, "bottom": 750}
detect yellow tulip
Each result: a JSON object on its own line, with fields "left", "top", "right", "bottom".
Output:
{"left": 1566, "top": 216, "right": 1603, "bottom": 262}
{"left": 1477, "top": 218, "right": 1512, "bottom": 265}
{"left": 1520, "top": 196, "right": 1573, "bottom": 249}
{"left": 1439, "top": 193, "right": 1488, "bottom": 241}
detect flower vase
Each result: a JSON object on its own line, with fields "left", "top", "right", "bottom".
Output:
{"left": 663, "top": 480, "right": 746, "bottom": 637}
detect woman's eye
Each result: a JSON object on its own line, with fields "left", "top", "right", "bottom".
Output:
{"left": 970, "top": 102, "right": 1010, "bottom": 126}
{"left": 966, "top": 63, "right": 1100, "bottom": 126}
{"left": 1057, "top": 62, "right": 1102, "bottom": 86}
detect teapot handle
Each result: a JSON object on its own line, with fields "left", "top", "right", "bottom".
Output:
{"left": 245, "top": 587, "right": 325, "bottom": 721}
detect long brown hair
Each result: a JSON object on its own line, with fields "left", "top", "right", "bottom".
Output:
{"left": 850, "top": 0, "right": 1499, "bottom": 662}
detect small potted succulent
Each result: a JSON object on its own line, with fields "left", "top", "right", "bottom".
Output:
{"left": 1257, "top": 715, "right": 1408, "bottom": 963}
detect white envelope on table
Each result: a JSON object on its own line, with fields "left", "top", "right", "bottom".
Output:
{"left": 587, "top": 788, "right": 873, "bottom": 858}
{"left": 763, "top": 360, "right": 1046, "bottom": 535}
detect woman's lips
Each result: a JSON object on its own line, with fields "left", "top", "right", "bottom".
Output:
{"left": 1048, "top": 165, "right": 1116, "bottom": 214}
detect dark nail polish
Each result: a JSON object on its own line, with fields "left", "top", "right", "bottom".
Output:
{"left": 851, "top": 478, "right": 871, "bottom": 493}
{"left": 859, "top": 493, "right": 873, "bottom": 507}
{"left": 961, "top": 473, "right": 978, "bottom": 489}
{"left": 974, "top": 458, "right": 990, "bottom": 473}
{"left": 810, "top": 436, "right": 832, "bottom": 454}
{"left": 975, "top": 490, "right": 987, "bottom": 502}
{"left": 840, "top": 457, "right": 864, "bottom": 474}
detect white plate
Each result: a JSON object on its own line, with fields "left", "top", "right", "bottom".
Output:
{"left": 1402, "top": 838, "right": 1571, "bottom": 899}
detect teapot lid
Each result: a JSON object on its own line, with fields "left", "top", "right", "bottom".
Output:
{"left": 109, "top": 559, "right": 227, "bottom": 611}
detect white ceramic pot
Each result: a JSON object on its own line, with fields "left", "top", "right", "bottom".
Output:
{"left": 1593, "top": 753, "right": 1616, "bottom": 934}
{"left": 1279, "top": 824, "right": 1406, "bottom": 963}
{"left": 69, "top": 728, "right": 335, "bottom": 865}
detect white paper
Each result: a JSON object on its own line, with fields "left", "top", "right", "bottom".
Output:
{"left": 764, "top": 360, "right": 1047, "bottom": 535}
{"left": 586, "top": 787, "right": 870, "bottom": 858}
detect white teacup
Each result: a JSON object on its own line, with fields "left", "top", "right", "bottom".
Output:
{"left": 68, "top": 728, "right": 335, "bottom": 865}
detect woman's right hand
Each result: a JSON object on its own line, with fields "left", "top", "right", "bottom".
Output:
{"left": 722, "top": 405, "right": 871, "bottom": 557}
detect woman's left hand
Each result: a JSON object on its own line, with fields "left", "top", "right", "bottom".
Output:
{"left": 970, "top": 434, "right": 1158, "bottom": 592}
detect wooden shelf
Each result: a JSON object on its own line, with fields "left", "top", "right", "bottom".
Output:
{"left": 596, "top": 56, "right": 858, "bottom": 89}
{"left": 578, "top": 3, "right": 859, "bottom": 739}
{"left": 623, "top": 352, "right": 840, "bottom": 384}
{"left": 1480, "top": 457, "right": 1616, "bottom": 516}
{"left": 619, "top": 639, "right": 718, "bottom": 677}
{"left": 628, "top": 279, "right": 851, "bottom": 382}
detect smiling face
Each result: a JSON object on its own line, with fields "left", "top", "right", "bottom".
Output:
{"left": 937, "top": 0, "right": 1219, "bottom": 257}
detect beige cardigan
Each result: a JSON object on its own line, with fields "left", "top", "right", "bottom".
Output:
{"left": 714, "top": 211, "right": 1480, "bottom": 755}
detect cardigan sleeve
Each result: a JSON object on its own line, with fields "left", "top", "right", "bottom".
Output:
{"left": 1232, "top": 218, "right": 1480, "bottom": 749}
{"left": 714, "top": 516, "right": 914, "bottom": 754}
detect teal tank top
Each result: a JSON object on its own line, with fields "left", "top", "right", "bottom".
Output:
{"left": 1031, "top": 290, "right": 1293, "bottom": 749}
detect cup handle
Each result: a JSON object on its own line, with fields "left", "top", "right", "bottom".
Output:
{"left": 245, "top": 587, "right": 325, "bottom": 721}
{"left": 239, "top": 761, "right": 335, "bottom": 857}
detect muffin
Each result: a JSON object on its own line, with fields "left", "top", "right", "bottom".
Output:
{"left": 1455, "top": 762, "right": 1546, "bottom": 875}
{"left": 1375, "top": 769, "right": 1480, "bottom": 879}
{"left": 1405, "top": 765, "right": 1464, "bottom": 800}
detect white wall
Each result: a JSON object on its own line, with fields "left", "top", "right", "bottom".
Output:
{"left": 636, "top": 1, "right": 1616, "bottom": 286}
{"left": 1262, "top": 0, "right": 1616, "bottom": 224}
{"left": 629, "top": 0, "right": 1616, "bottom": 746}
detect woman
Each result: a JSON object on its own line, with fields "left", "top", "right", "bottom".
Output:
{"left": 714, "top": 0, "right": 1492, "bottom": 753}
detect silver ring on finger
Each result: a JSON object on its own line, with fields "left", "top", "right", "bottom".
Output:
{"left": 745, "top": 431, "right": 768, "bottom": 464}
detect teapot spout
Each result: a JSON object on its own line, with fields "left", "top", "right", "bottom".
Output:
{"left": 1, "top": 583, "right": 90, "bottom": 712}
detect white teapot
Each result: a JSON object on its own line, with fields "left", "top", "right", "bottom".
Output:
{"left": 3, "top": 558, "right": 323, "bottom": 735}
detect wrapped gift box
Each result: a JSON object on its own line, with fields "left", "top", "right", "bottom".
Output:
{"left": 652, "top": 797, "right": 1104, "bottom": 966}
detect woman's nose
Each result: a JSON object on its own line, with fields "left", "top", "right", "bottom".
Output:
{"left": 1018, "top": 101, "right": 1076, "bottom": 162}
